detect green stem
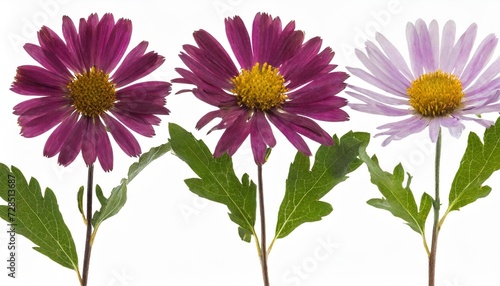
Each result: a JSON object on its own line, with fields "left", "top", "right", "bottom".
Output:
{"left": 429, "top": 129, "right": 442, "bottom": 286}
{"left": 81, "top": 165, "right": 94, "bottom": 286}
{"left": 257, "top": 164, "right": 270, "bottom": 286}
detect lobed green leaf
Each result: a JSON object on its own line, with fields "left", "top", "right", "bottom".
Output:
{"left": 274, "top": 132, "right": 369, "bottom": 239}
{"left": 0, "top": 164, "right": 78, "bottom": 271}
{"left": 359, "top": 147, "right": 430, "bottom": 235}
{"left": 168, "top": 123, "right": 257, "bottom": 242}
{"left": 447, "top": 117, "right": 500, "bottom": 213}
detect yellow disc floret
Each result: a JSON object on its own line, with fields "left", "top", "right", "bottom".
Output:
{"left": 67, "top": 67, "right": 116, "bottom": 117}
{"left": 407, "top": 70, "right": 464, "bottom": 117}
{"left": 231, "top": 62, "right": 288, "bottom": 111}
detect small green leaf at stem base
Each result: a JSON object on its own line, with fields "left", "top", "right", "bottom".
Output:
{"left": 77, "top": 186, "right": 85, "bottom": 222}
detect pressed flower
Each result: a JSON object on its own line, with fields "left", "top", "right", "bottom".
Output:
{"left": 347, "top": 19, "right": 500, "bottom": 146}
{"left": 174, "top": 12, "right": 349, "bottom": 164}
{"left": 11, "top": 13, "right": 171, "bottom": 171}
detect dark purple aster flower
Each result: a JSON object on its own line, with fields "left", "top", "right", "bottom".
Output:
{"left": 174, "top": 12, "right": 349, "bottom": 164}
{"left": 11, "top": 13, "right": 171, "bottom": 171}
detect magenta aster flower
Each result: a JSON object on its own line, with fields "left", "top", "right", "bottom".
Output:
{"left": 11, "top": 13, "right": 170, "bottom": 171}
{"left": 347, "top": 19, "right": 500, "bottom": 146}
{"left": 174, "top": 12, "right": 349, "bottom": 164}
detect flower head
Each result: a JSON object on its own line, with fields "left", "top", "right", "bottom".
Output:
{"left": 347, "top": 19, "right": 500, "bottom": 146}
{"left": 174, "top": 12, "right": 349, "bottom": 164}
{"left": 11, "top": 13, "right": 171, "bottom": 171}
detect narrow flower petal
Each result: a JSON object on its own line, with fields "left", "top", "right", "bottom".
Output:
{"left": 57, "top": 116, "right": 85, "bottom": 167}
{"left": 12, "top": 65, "right": 68, "bottom": 96}
{"left": 23, "top": 43, "right": 72, "bottom": 78}
{"left": 225, "top": 15, "right": 253, "bottom": 69}
{"left": 62, "top": 15, "right": 85, "bottom": 72}
{"left": 439, "top": 20, "right": 456, "bottom": 71}
{"left": 460, "top": 33, "right": 498, "bottom": 88}
{"left": 44, "top": 111, "right": 79, "bottom": 157}
{"left": 101, "top": 113, "right": 141, "bottom": 157}
{"left": 95, "top": 117, "right": 114, "bottom": 171}
{"left": 445, "top": 23, "right": 477, "bottom": 75}
{"left": 100, "top": 18, "right": 132, "bottom": 73}
{"left": 267, "top": 112, "right": 312, "bottom": 156}
{"left": 81, "top": 118, "right": 98, "bottom": 166}
{"left": 112, "top": 50, "right": 165, "bottom": 88}
{"left": 214, "top": 112, "right": 251, "bottom": 158}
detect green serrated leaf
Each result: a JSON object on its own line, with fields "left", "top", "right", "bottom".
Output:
{"left": 447, "top": 117, "right": 500, "bottom": 213}
{"left": 274, "top": 131, "right": 369, "bottom": 239}
{"left": 168, "top": 123, "right": 257, "bottom": 242}
{"left": 0, "top": 164, "right": 78, "bottom": 271}
{"left": 359, "top": 146, "right": 429, "bottom": 235}
{"left": 92, "top": 142, "right": 171, "bottom": 228}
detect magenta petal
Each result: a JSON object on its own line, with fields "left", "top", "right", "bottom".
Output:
{"left": 116, "top": 81, "right": 171, "bottom": 101}
{"left": 269, "top": 21, "right": 304, "bottom": 66}
{"left": 12, "top": 65, "right": 68, "bottom": 96}
{"left": 196, "top": 110, "right": 223, "bottom": 130}
{"left": 253, "top": 111, "right": 276, "bottom": 147}
{"left": 280, "top": 37, "right": 323, "bottom": 85}
{"left": 110, "top": 109, "right": 156, "bottom": 137}
{"left": 94, "top": 13, "right": 115, "bottom": 69}
{"left": 18, "top": 106, "right": 72, "bottom": 138}
{"left": 100, "top": 18, "right": 132, "bottom": 73}
{"left": 252, "top": 13, "right": 281, "bottom": 64}
{"left": 58, "top": 116, "right": 86, "bottom": 167}
{"left": 95, "top": 118, "right": 114, "bottom": 171}
{"left": 113, "top": 100, "right": 169, "bottom": 115}
{"left": 78, "top": 14, "right": 99, "bottom": 68}
{"left": 214, "top": 112, "right": 251, "bottom": 158}
{"left": 24, "top": 43, "right": 72, "bottom": 78}
{"left": 37, "top": 26, "right": 78, "bottom": 73}
{"left": 250, "top": 112, "right": 276, "bottom": 164}
{"left": 267, "top": 112, "right": 311, "bottom": 156}
{"left": 284, "top": 102, "right": 350, "bottom": 122}
{"left": 14, "top": 96, "right": 70, "bottom": 116}
{"left": 192, "top": 29, "right": 239, "bottom": 77}
{"left": 270, "top": 111, "right": 333, "bottom": 146}
{"left": 44, "top": 112, "right": 79, "bottom": 157}
{"left": 62, "top": 15, "right": 85, "bottom": 72}
{"left": 101, "top": 113, "right": 141, "bottom": 157}
{"left": 178, "top": 49, "right": 234, "bottom": 90}
{"left": 225, "top": 15, "right": 253, "bottom": 69}
{"left": 81, "top": 118, "right": 98, "bottom": 166}
{"left": 112, "top": 50, "right": 165, "bottom": 88}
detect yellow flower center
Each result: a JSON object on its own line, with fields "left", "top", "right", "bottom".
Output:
{"left": 407, "top": 70, "right": 464, "bottom": 117}
{"left": 67, "top": 67, "right": 116, "bottom": 117}
{"left": 231, "top": 62, "right": 288, "bottom": 111}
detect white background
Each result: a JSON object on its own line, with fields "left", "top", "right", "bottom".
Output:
{"left": 1, "top": 0, "right": 500, "bottom": 285}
